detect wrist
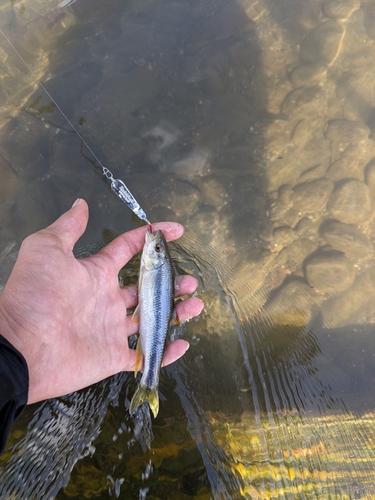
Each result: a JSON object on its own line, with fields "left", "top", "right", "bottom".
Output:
{"left": 0, "top": 292, "right": 35, "bottom": 401}
{"left": 0, "top": 292, "right": 26, "bottom": 355}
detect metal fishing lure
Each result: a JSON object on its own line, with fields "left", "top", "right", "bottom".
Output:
{"left": 0, "top": 28, "right": 151, "bottom": 225}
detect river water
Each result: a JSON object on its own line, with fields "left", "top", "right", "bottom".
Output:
{"left": 1, "top": 0, "right": 375, "bottom": 498}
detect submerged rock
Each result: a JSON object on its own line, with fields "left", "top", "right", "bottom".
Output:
{"left": 272, "top": 225, "right": 294, "bottom": 247}
{"left": 327, "top": 180, "right": 373, "bottom": 223}
{"left": 322, "top": 0, "right": 360, "bottom": 19}
{"left": 264, "top": 280, "right": 321, "bottom": 327}
{"left": 276, "top": 238, "right": 318, "bottom": 273}
{"left": 322, "top": 267, "right": 375, "bottom": 327}
{"left": 294, "top": 217, "right": 313, "bottom": 236}
{"left": 289, "top": 63, "right": 327, "bottom": 88}
{"left": 299, "top": 19, "right": 344, "bottom": 64}
{"left": 290, "top": 119, "right": 313, "bottom": 147}
{"left": 291, "top": 178, "right": 333, "bottom": 212}
{"left": 326, "top": 145, "right": 365, "bottom": 182}
{"left": 305, "top": 251, "right": 355, "bottom": 294}
{"left": 324, "top": 120, "right": 369, "bottom": 144}
{"left": 320, "top": 219, "right": 373, "bottom": 261}
{"left": 281, "top": 87, "right": 325, "bottom": 116}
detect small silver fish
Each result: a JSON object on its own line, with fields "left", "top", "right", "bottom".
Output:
{"left": 129, "top": 227, "right": 175, "bottom": 417}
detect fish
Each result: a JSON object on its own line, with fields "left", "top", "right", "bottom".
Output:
{"left": 129, "top": 226, "right": 175, "bottom": 418}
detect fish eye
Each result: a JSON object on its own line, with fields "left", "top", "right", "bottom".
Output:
{"left": 155, "top": 243, "right": 162, "bottom": 253}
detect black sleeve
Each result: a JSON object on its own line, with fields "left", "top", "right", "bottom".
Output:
{"left": 0, "top": 334, "right": 29, "bottom": 454}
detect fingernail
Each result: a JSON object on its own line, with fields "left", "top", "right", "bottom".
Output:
{"left": 72, "top": 198, "right": 81, "bottom": 208}
{"left": 183, "top": 340, "right": 190, "bottom": 352}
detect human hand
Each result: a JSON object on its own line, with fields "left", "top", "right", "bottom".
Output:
{"left": 0, "top": 199, "right": 203, "bottom": 404}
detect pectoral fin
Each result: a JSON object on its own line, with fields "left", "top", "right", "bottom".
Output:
{"left": 169, "top": 307, "right": 181, "bottom": 327}
{"left": 131, "top": 304, "right": 140, "bottom": 324}
{"left": 134, "top": 336, "right": 143, "bottom": 377}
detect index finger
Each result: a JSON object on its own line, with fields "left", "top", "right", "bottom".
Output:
{"left": 97, "top": 222, "right": 184, "bottom": 269}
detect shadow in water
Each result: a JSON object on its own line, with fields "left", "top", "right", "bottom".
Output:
{"left": 1, "top": 0, "right": 375, "bottom": 499}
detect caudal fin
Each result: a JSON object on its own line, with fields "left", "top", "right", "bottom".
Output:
{"left": 129, "top": 385, "right": 159, "bottom": 418}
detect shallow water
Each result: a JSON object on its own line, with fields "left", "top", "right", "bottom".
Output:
{"left": 1, "top": 0, "right": 375, "bottom": 498}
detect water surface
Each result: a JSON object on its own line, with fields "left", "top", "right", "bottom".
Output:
{"left": 1, "top": 0, "right": 375, "bottom": 498}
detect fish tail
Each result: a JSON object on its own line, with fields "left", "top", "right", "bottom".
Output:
{"left": 129, "top": 385, "right": 159, "bottom": 418}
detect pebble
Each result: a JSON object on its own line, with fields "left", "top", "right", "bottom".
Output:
{"left": 291, "top": 177, "right": 334, "bottom": 212}
{"left": 324, "top": 119, "right": 369, "bottom": 144}
{"left": 266, "top": 136, "right": 331, "bottom": 191}
{"left": 299, "top": 19, "right": 343, "bottom": 64}
{"left": 326, "top": 145, "right": 365, "bottom": 182}
{"left": 322, "top": 0, "right": 360, "bottom": 19}
{"left": 320, "top": 219, "right": 374, "bottom": 260}
{"left": 276, "top": 238, "right": 317, "bottom": 273}
{"left": 321, "top": 267, "right": 375, "bottom": 328}
{"left": 264, "top": 280, "right": 322, "bottom": 327}
{"left": 294, "top": 217, "right": 313, "bottom": 236}
{"left": 290, "top": 119, "right": 312, "bottom": 147}
{"left": 327, "top": 180, "right": 373, "bottom": 223}
{"left": 279, "top": 208, "right": 300, "bottom": 228}
{"left": 289, "top": 63, "right": 327, "bottom": 88}
{"left": 272, "top": 226, "right": 294, "bottom": 247}
{"left": 274, "top": 0, "right": 321, "bottom": 35}
{"left": 281, "top": 87, "right": 324, "bottom": 116}
{"left": 278, "top": 184, "right": 292, "bottom": 205}
{"left": 305, "top": 251, "right": 355, "bottom": 294}
{"left": 298, "top": 164, "right": 327, "bottom": 183}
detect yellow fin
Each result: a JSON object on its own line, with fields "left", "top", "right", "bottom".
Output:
{"left": 169, "top": 307, "right": 181, "bottom": 327}
{"left": 134, "top": 337, "right": 143, "bottom": 377}
{"left": 131, "top": 304, "right": 140, "bottom": 324}
{"left": 129, "top": 385, "right": 159, "bottom": 418}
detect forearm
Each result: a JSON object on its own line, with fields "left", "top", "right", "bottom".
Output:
{"left": 0, "top": 334, "right": 29, "bottom": 454}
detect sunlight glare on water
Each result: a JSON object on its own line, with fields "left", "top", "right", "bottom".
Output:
{"left": 2, "top": 0, "right": 375, "bottom": 498}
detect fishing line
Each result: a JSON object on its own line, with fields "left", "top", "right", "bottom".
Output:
{"left": 0, "top": 28, "right": 151, "bottom": 224}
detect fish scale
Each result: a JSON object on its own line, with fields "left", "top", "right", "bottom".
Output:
{"left": 129, "top": 227, "right": 174, "bottom": 418}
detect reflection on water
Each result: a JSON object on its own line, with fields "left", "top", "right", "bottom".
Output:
{"left": 2, "top": 0, "right": 375, "bottom": 498}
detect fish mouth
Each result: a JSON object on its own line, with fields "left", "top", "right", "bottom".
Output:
{"left": 146, "top": 225, "right": 162, "bottom": 241}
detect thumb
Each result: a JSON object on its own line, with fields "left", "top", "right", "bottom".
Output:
{"left": 47, "top": 198, "right": 89, "bottom": 252}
